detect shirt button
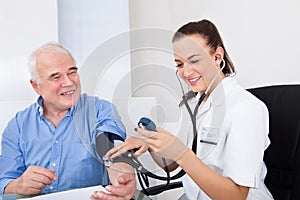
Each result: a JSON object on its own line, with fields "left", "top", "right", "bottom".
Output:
{"left": 49, "top": 186, "right": 54, "bottom": 190}
{"left": 55, "top": 140, "right": 58, "bottom": 144}
{"left": 52, "top": 163, "right": 56, "bottom": 167}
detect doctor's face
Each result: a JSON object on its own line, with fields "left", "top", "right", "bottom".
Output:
{"left": 31, "top": 52, "right": 81, "bottom": 113}
{"left": 173, "top": 34, "right": 219, "bottom": 93}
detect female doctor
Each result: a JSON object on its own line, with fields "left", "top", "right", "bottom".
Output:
{"left": 95, "top": 19, "right": 274, "bottom": 200}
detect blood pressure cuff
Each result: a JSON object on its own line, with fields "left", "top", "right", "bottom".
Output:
{"left": 96, "top": 132, "right": 124, "bottom": 159}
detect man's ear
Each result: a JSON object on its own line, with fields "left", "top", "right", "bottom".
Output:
{"left": 30, "top": 80, "right": 41, "bottom": 95}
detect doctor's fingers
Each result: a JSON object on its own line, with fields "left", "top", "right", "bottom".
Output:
{"left": 136, "top": 127, "right": 175, "bottom": 142}
{"left": 135, "top": 127, "right": 159, "bottom": 138}
{"left": 105, "top": 138, "right": 135, "bottom": 158}
{"left": 105, "top": 144, "right": 125, "bottom": 158}
{"left": 120, "top": 136, "right": 150, "bottom": 157}
{"left": 143, "top": 134, "right": 179, "bottom": 151}
{"left": 135, "top": 127, "right": 174, "bottom": 139}
{"left": 105, "top": 137, "right": 149, "bottom": 158}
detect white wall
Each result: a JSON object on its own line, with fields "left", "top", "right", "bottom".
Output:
{"left": 0, "top": 0, "right": 58, "bottom": 154}
{"left": 129, "top": 0, "right": 300, "bottom": 89}
{"left": 197, "top": 0, "right": 300, "bottom": 88}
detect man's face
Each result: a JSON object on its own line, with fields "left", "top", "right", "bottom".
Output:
{"left": 31, "top": 52, "right": 81, "bottom": 113}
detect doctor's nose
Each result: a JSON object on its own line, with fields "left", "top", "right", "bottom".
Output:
{"left": 182, "top": 64, "right": 195, "bottom": 77}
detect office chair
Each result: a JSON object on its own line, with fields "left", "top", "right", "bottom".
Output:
{"left": 248, "top": 84, "right": 300, "bottom": 200}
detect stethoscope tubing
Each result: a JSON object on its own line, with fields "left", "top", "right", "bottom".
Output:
{"left": 107, "top": 63, "right": 226, "bottom": 195}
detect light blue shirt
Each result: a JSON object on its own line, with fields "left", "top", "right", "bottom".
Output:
{"left": 0, "top": 94, "right": 126, "bottom": 194}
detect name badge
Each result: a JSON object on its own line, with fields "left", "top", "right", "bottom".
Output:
{"left": 200, "top": 127, "right": 219, "bottom": 145}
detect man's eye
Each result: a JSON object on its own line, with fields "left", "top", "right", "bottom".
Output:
{"left": 69, "top": 71, "right": 77, "bottom": 76}
{"left": 51, "top": 76, "right": 60, "bottom": 81}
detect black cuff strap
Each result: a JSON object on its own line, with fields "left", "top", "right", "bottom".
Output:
{"left": 96, "top": 132, "right": 124, "bottom": 159}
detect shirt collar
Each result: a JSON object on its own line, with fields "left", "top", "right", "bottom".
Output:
{"left": 36, "top": 96, "right": 44, "bottom": 117}
{"left": 206, "top": 76, "right": 237, "bottom": 106}
{"left": 35, "top": 96, "right": 76, "bottom": 117}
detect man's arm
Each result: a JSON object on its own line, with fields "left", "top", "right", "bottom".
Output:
{"left": 90, "top": 163, "right": 136, "bottom": 200}
{"left": 106, "top": 162, "right": 136, "bottom": 199}
{"left": 4, "top": 166, "right": 56, "bottom": 195}
{"left": 1, "top": 116, "right": 57, "bottom": 196}
{"left": 94, "top": 132, "right": 136, "bottom": 200}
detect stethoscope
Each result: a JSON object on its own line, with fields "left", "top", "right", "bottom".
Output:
{"left": 103, "top": 61, "right": 227, "bottom": 196}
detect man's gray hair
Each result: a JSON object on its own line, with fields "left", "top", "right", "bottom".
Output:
{"left": 27, "top": 41, "right": 76, "bottom": 83}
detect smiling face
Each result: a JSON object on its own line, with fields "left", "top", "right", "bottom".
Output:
{"left": 31, "top": 51, "right": 81, "bottom": 114}
{"left": 173, "top": 34, "right": 224, "bottom": 94}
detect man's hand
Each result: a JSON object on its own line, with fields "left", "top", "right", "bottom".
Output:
{"left": 4, "top": 166, "right": 57, "bottom": 195}
{"left": 90, "top": 163, "right": 136, "bottom": 200}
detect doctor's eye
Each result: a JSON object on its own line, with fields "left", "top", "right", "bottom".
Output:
{"left": 175, "top": 63, "right": 183, "bottom": 68}
{"left": 190, "top": 60, "right": 199, "bottom": 64}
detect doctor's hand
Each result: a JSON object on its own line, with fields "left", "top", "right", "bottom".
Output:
{"left": 104, "top": 134, "right": 150, "bottom": 159}
{"left": 4, "top": 166, "right": 57, "bottom": 195}
{"left": 135, "top": 127, "right": 188, "bottom": 162}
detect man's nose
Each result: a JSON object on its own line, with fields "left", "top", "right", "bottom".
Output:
{"left": 60, "top": 74, "right": 73, "bottom": 87}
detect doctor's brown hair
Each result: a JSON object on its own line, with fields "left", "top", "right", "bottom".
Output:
{"left": 172, "top": 19, "right": 235, "bottom": 75}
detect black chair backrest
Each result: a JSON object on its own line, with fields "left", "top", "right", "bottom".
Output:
{"left": 247, "top": 85, "right": 300, "bottom": 200}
